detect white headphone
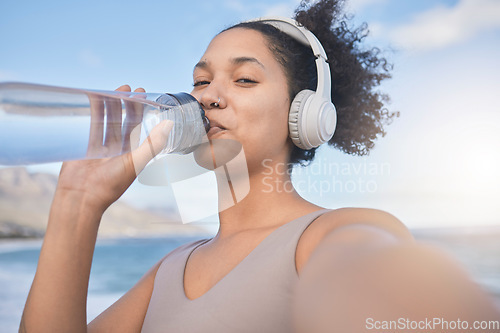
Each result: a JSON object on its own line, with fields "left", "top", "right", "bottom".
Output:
{"left": 244, "top": 16, "right": 337, "bottom": 150}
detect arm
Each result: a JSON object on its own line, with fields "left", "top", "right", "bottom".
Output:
{"left": 19, "top": 191, "right": 102, "bottom": 333}
{"left": 294, "top": 222, "right": 500, "bottom": 333}
{"left": 19, "top": 86, "right": 173, "bottom": 333}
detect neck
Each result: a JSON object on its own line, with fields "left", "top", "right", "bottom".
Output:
{"left": 212, "top": 158, "right": 322, "bottom": 238}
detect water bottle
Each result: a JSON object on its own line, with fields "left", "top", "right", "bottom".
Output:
{"left": 0, "top": 82, "right": 210, "bottom": 165}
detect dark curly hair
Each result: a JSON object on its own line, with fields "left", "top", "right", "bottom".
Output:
{"left": 225, "top": 0, "right": 398, "bottom": 167}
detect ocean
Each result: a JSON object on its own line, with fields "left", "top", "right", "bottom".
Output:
{"left": 0, "top": 236, "right": 201, "bottom": 332}
{"left": 1, "top": 230, "right": 499, "bottom": 332}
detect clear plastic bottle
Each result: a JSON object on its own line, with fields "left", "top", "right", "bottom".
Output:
{"left": 0, "top": 82, "right": 210, "bottom": 165}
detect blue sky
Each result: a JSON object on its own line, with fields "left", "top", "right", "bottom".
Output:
{"left": 1, "top": 0, "right": 499, "bottom": 229}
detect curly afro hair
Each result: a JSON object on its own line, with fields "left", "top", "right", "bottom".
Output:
{"left": 226, "top": 0, "right": 398, "bottom": 167}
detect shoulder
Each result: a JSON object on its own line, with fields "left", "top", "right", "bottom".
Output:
{"left": 296, "top": 208, "right": 413, "bottom": 272}
{"left": 156, "top": 238, "right": 210, "bottom": 270}
{"left": 314, "top": 208, "right": 412, "bottom": 240}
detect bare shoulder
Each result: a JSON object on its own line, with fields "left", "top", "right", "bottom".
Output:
{"left": 296, "top": 207, "right": 413, "bottom": 273}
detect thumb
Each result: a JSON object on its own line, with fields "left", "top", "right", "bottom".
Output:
{"left": 131, "top": 119, "right": 174, "bottom": 175}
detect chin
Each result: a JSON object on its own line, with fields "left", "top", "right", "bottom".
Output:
{"left": 193, "top": 138, "right": 245, "bottom": 170}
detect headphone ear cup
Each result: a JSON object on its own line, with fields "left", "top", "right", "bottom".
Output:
{"left": 288, "top": 89, "right": 315, "bottom": 150}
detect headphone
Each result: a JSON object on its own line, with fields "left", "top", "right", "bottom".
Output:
{"left": 244, "top": 17, "right": 337, "bottom": 150}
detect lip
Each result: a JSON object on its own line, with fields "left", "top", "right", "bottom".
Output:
{"left": 207, "top": 126, "right": 226, "bottom": 138}
{"left": 208, "top": 118, "right": 226, "bottom": 129}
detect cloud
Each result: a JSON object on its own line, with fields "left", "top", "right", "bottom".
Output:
{"left": 346, "top": 0, "right": 388, "bottom": 12}
{"left": 387, "top": 0, "right": 500, "bottom": 51}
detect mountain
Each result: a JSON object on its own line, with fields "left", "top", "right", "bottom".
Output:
{"left": 0, "top": 167, "right": 208, "bottom": 238}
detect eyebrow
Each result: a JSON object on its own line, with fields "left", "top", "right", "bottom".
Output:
{"left": 231, "top": 56, "right": 265, "bottom": 69}
{"left": 194, "top": 60, "right": 208, "bottom": 71}
{"left": 193, "top": 56, "right": 265, "bottom": 72}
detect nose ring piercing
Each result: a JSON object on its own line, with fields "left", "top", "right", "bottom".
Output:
{"left": 213, "top": 97, "right": 220, "bottom": 107}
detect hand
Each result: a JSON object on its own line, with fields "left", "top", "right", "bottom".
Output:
{"left": 55, "top": 85, "right": 173, "bottom": 213}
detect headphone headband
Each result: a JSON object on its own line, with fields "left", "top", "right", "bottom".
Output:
{"left": 250, "top": 17, "right": 328, "bottom": 59}
{"left": 243, "top": 16, "right": 332, "bottom": 103}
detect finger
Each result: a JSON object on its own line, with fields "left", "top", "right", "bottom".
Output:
{"left": 87, "top": 94, "right": 105, "bottom": 157}
{"left": 116, "top": 85, "right": 131, "bottom": 92}
{"left": 122, "top": 87, "right": 146, "bottom": 153}
{"left": 103, "top": 85, "right": 129, "bottom": 155}
{"left": 131, "top": 119, "right": 174, "bottom": 175}
{"left": 103, "top": 97, "right": 123, "bottom": 155}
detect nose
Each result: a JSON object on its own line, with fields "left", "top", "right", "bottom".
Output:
{"left": 191, "top": 83, "right": 224, "bottom": 111}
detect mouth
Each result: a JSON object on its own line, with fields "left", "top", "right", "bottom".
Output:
{"left": 207, "top": 126, "right": 226, "bottom": 138}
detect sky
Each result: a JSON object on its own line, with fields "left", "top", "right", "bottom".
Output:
{"left": 1, "top": 0, "right": 499, "bottom": 230}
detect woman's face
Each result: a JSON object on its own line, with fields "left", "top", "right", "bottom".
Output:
{"left": 190, "top": 28, "right": 292, "bottom": 172}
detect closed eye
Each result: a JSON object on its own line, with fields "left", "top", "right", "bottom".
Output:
{"left": 193, "top": 80, "right": 210, "bottom": 87}
{"left": 236, "top": 78, "right": 257, "bottom": 84}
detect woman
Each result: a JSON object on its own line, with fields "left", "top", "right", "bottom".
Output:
{"left": 20, "top": 1, "right": 499, "bottom": 332}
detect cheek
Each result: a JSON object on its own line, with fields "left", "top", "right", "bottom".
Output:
{"left": 268, "top": 97, "right": 292, "bottom": 138}
{"left": 239, "top": 97, "right": 291, "bottom": 152}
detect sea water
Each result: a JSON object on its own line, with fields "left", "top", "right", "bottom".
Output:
{"left": 0, "top": 237, "right": 204, "bottom": 331}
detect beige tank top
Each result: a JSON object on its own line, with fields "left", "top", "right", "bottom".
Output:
{"left": 141, "top": 209, "right": 331, "bottom": 333}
